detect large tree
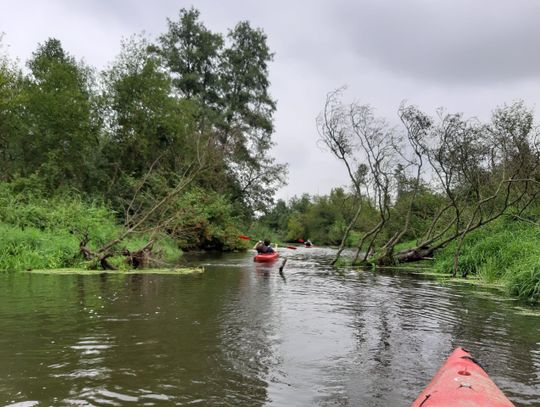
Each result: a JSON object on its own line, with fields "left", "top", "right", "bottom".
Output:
{"left": 0, "top": 38, "right": 23, "bottom": 180}
{"left": 153, "top": 8, "right": 286, "bottom": 213}
{"left": 219, "top": 21, "right": 286, "bottom": 213}
{"left": 101, "top": 36, "right": 199, "bottom": 184}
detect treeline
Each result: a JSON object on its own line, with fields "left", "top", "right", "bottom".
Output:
{"left": 259, "top": 183, "right": 444, "bottom": 246}
{"left": 0, "top": 8, "right": 286, "bottom": 267}
{"left": 258, "top": 188, "right": 370, "bottom": 245}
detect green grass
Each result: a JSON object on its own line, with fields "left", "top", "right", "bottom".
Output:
{"left": 0, "top": 183, "right": 182, "bottom": 272}
{"left": 0, "top": 224, "right": 79, "bottom": 271}
{"left": 432, "top": 217, "right": 540, "bottom": 305}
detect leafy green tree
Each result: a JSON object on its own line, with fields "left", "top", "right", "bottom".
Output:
{"left": 101, "top": 36, "right": 199, "bottom": 183}
{"left": 16, "top": 38, "right": 99, "bottom": 191}
{"left": 285, "top": 213, "right": 306, "bottom": 242}
{"left": 153, "top": 10, "right": 286, "bottom": 213}
{"left": 155, "top": 8, "right": 223, "bottom": 107}
{"left": 219, "top": 21, "right": 285, "bottom": 212}
{"left": 260, "top": 198, "right": 290, "bottom": 234}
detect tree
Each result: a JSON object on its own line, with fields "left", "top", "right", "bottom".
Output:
{"left": 0, "top": 36, "right": 23, "bottom": 180}
{"left": 100, "top": 35, "right": 199, "bottom": 195}
{"left": 318, "top": 89, "right": 540, "bottom": 272}
{"left": 156, "top": 8, "right": 223, "bottom": 105}
{"left": 16, "top": 38, "right": 99, "bottom": 191}
{"left": 153, "top": 10, "right": 287, "bottom": 213}
{"left": 317, "top": 88, "right": 397, "bottom": 265}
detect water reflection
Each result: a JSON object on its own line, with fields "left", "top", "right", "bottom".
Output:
{"left": 0, "top": 248, "right": 538, "bottom": 406}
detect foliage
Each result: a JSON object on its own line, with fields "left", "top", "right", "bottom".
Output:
{"left": 152, "top": 8, "right": 287, "bottom": 212}
{"left": 0, "top": 182, "right": 181, "bottom": 271}
{"left": 256, "top": 188, "right": 376, "bottom": 246}
{"left": 167, "top": 188, "right": 245, "bottom": 251}
{"left": 15, "top": 39, "right": 99, "bottom": 191}
{"left": 433, "top": 217, "right": 540, "bottom": 304}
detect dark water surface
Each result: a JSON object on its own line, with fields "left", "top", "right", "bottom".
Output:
{"left": 0, "top": 248, "right": 539, "bottom": 406}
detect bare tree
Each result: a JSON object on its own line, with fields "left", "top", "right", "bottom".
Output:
{"left": 317, "top": 88, "right": 363, "bottom": 264}
{"left": 376, "top": 104, "right": 431, "bottom": 265}
{"left": 319, "top": 89, "right": 540, "bottom": 273}
{"left": 317, "top": 88, "right": 398, "bottom": 266}
{"left": 390, "top": 102, "right": 540, "bottom": 273}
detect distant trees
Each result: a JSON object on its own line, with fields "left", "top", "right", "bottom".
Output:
{"left": 316, "top": 88, "right": 540, "bottom": 273}
{"left": 258, "top": 188, "right": 370, "bottom": 246}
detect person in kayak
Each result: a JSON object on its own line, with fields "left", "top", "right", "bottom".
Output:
{"left": 304, "top": 239, "right": 313, "bottom": 247}
{"left": 254, "top": 239, "right": 275, "bottom": 254}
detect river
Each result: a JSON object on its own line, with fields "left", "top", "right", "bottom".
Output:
{"left": 0, "top": 248, "right": 538, "bottom": 406}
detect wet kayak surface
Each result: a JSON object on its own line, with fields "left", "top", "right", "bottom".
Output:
{"left": 0, "top": 247, "right": 538, "bottom": 406}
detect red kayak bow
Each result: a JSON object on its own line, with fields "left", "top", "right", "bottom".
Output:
{"left": 411, "top": 347, "right": 515, "bottom": 407}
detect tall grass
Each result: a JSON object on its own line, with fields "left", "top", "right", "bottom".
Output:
{"left": 0, "top": 224, "right": 80, "bottom": 270}
{"left": 0, "top": 183, "right": 181, "bottom": 271}
{"left": 433, "top": 217, "right": 540, "bottom": 305}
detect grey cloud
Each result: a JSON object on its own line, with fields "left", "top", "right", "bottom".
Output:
{"left": 334, "top": 0, "right": 540, "bottom": 84}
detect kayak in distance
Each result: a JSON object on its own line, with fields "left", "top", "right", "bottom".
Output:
{"left": 411, "top": 347, "right": 515, "bottom": 407}
{"left": 254, "top": 252, "right": 279, "bottom": 262}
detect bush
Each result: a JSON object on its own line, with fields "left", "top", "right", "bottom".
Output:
{"left": 0, "top": 224, "right": 79, "bottom": 270}
{"left": 169, "top": 188, "right": 245, "bottom": 251}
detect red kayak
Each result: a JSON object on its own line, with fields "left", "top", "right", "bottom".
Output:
{"left": 411, "top": 347, "right": 515, "bottom": 407}
{"left": 254, "top": 252, "right": 279, "bottom": 262}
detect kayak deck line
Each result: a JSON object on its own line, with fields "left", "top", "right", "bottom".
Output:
{"left": 410, "top": 347, "right": 515, "bottom": 407}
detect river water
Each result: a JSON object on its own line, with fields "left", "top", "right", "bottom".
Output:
{"left": 0, "top": 248, "right": 538, "bottom": 406}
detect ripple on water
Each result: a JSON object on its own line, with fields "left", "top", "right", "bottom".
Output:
{"left": 0, "top": 253, "right": 538, "bottom": 407}
{"left": 64, "top": 386, "right": 171, "bottom": 406}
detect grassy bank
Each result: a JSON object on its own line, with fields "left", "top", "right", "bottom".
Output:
{"left": 334, "top": 217, "right": 540, "bottom": 305}
{"left": 0, "top": 184, "right": 181, "bottom": 271}
{"left": 433, "top": 217, "right": 540, "bottom": 305}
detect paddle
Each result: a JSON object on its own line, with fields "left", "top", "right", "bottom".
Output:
{"left": 239, "top": 235, "right": 297, "bottom": 250}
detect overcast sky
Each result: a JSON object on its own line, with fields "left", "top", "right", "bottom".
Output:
{"left": 1, "top": 0, "right": 539, "bottom": 201}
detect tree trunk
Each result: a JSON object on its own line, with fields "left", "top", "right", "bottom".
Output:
{"left": 123, "top": 240, "right": 155, "bottom": 269}
{"left": 386, "top": 246, "right": 435, "bottom": 264}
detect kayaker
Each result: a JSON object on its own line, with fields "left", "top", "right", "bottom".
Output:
{"left": 254, "top": 239, "right": 275, "bottom": 254}
{"left": 305, "top": 239, "right": 313, "bottom": 247}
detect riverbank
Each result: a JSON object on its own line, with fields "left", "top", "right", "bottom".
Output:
{"left": 366, "top": 217, "right": 540, "bottom": 305}
{"left": 332, "top": 217, "right": 540, "bottom": 305}
{"left": 431, "top": 217, "right": 540, "bottom": 305}
{"left": 0, "top": 184, "right": 182, "bottom": 271}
